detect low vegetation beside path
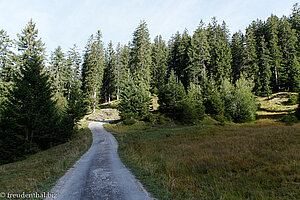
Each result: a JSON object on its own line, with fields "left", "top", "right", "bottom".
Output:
{"left": 0, "top": 121, "right": 92, "bottom": 197}
{"left": 105, "top": 116, "right": 300, "bottom": 199}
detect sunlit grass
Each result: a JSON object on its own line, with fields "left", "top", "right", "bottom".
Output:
{"left": 105, "top": 94, "right": 300, "bottom": 199}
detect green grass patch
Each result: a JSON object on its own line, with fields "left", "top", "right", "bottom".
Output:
{"left": 105, "top": 119, "right": 300, "bottom": 200}
{"left": 0, "top": 120, "right": 92, "bottom": 199}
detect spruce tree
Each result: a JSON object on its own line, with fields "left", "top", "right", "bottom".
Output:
{"left": 102, "top": 41, "right": 116, "bottom": 103}
{"left": 49, "top": 46, "right": 67, "bottom": 111}
{"left": 258, "top": 36, "right": 272, "bottom": 97}
{"left": 158, "top": 70, "right": 186, "bottom": 117}
{"left": 231, "top": 31, "right": 245, "bottom": 83}
{"left": 244, "top": 25, "right": 260, "bottom": 94}
{"left": 119, "top": 73, "right": 151, "bottom": 120}
{"left": 266, "top": 15, "right": 282, "bottom": 92}
{"left": 0, "top": 56, "right": 59, "bottom": 164}
{"left": 279, "top": 16, "right": 300, "bottom": 92}
{"left": 81, "top": 31, "right": 105, "bottom": 112}
{"left": 151, "top": 35, "right": 169, "bottom": 93}
{"left": 187, "top": 21, "right": 210, "bottom": 87}
{"left": 207, "top": 18, "right": 232, "bottom": 84}
{"left": 130, "top": 20, "right": 152, "bottom": 90}
{"left": 0, "top": 29, "right": 14, "bottom": 112}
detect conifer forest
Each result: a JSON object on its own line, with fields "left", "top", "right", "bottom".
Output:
{"left": 0, "top": 3, "right": 300, "bottom": 165}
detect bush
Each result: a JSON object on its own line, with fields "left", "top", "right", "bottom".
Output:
{"left": 286, "top": 94, "right": 298, "bottom": 105}
{"left": 123, "top": 118, "right": 137, "bottom": 125}
{"left": 231, "top": 76, "right": 256, "bottom": 123}
{"left": 281, "top": 113, "right": 298, "bottom": 126}
{"left": 296, "top": 93, "right": 300, "bottom": 120}
{"left": 205, "top": 91, "right": 226, "bottom": 122}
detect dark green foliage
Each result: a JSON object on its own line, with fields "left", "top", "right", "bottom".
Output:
{"left": 187, "top": 21, "right": 210, "bottom": 87}
{"left": 118, "top": 74, "right": 151, "bottom": 120}
{"left": 258, "top": 36, "right": 272, "bottom": 97}
{"left": 207, "top": 18, "right": 232, "bottom": 84}
{"left": 151, "top": 35, "right": 169, "bottom": 92}
{"left": 130, "top": 20, "right": 152, "bottom": 90}
{"left": 0, "top": 29, "right": 14, "bottom": 113}
{"left": 231, "top": 76, "right": 257, "bottom": 122}
{"left": 205, "top": 90, "right": 226, "bottom": 122}
{"left": 81, "top": 31, "right": 105, "bottom": 112}
{"left": 231, "top": 31, "right": 245, "bottom": 82}
{"left": 102, "top": 41, "right": 116, "bottom": 103}
{"left": 168, "top": 30, "right": 191, "bottom": 88}
{"left": 60, "top": 81, "right": 87, "bottom": 142}
{"left": 296, "top": 92, "right": 300, "bottom": 120}
{"left": 158, "top": 70, "right": 186, "bottom": 117}
{"left": 0, "top": 56, "right": 59, "bottom": 164}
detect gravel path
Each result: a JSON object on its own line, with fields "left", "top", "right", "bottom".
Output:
{"left": 46, "top": 121, "right": 153, "bottom": 200}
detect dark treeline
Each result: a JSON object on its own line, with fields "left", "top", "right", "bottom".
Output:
{"left": 0, "top": 4, "right": 299, "bottom": 164}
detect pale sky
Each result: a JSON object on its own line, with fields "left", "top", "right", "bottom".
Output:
{"left": 0, "top": 0, "right": 297, "bottom": 56}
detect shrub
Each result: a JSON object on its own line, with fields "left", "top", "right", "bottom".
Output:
{"left": 286, "top": 93, "right": 298, "bottom": 105}
{"left": 231, "top": 76, "right": 256, "bottom": 123}
{"left": 296, "top": 93, "right": 300, "bottom": 120}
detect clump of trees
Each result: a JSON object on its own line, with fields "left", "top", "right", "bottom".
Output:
{"left": 0, "top": 4, "right": 299, "bottom": 164}
{"left": 0, "top": 20, "right": 86, "bottom": 164}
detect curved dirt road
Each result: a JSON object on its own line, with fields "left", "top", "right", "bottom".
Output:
{"left": 46, "top": 121, "right": 153, "bottom": 200}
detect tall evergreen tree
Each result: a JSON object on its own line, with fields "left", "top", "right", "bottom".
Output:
{"left": 231, "top": 31, "right": 245, "bottom": 82}
{"left": 244, "top": 25, "right": 260, "bottom": 93}
{"left": 0, "top": 55, "right": 59, "bottom": 164}
{"left": 49, "top": 46, "right": 66, "bottom": 95}
{"left": 65, "top": 44, "right": 81, "bottom": 100}
{"left": 151, "top": 35, "right": 169, "bottom": 92}
{"left": 266, "top": 15, "right": 282, "bottom": 92}
{"left": 258, "top": 36, "right": 272, "bottom": 97}
{"left": 0, "top": 29, "right": 14, "bottom": 111}
{"left": 279, "top": 16, "right": 300, "bottom": 91}
{"left": 187, "top": 21, "right": 210, "bottom": 87}
{"left": 16, "top": 19, "right": 45, "bottom": 62}
{"left": 102, "top": 41, "right": 116, "bottom": 103}
{"left": 130, "top": 20, "right": 152, "bottom": 90}
{"left": 81, "top": 30, "right": 105, "bottom": 112}
{"left": 207, "top": 18, "right": 232, "bottom": 84}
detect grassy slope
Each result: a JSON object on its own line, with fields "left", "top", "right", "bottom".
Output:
{"left": 104, "top": 93, "right": 300, "bottom": 200}
{"left": 0, "top": 120, "right": 92, "bottom": 198}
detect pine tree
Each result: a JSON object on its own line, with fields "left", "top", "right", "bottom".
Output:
{"left": 207, "top": 18, "right": 232, "bottom": 84}
{"left": 65, "top": 44, "right": 81, "bottom": 100}
{"left": 118, "top": 73, "right": 151, "bottom": 120}
{"left": 279, "top": 16, "right": 300, "bottom": 92}
{"left": 0, "top": 29, "right": 14, "bottom": 111}
{"left": 258, "top": 36, "right": 272, "bottom": 97}
{"left": 102, "top": 41, "right": 116, "bottom": 103}
{"left": 158, "top": 70, "right": 186, "bottom": 117}
{"left": 231, "top": 31, "right": 245, "bottom": 82}
{"left": 0, "top": 56, "right": 59, "bottom": 164}
{"left": 187, "top": 21, "right": 210, "bottom": 87}
{"left": 244, "top": 25, "right": 260, "bottom": 94}
{"left": 151, "top": 35, "right": 169, "bottom": 93}
{"left": 266, "top": 15, "right": 282, "bottom": 92}
{"left": 81, "top": 30, "right": 105, "bottom": 112}
{"left": 16, "top": 19, "right": 45, "bottom": 62}
{"left": 130, "top": 20, "right": 152, "bottom": 90}
{"left": 49, "top": 46, "right": 67, "bottom": 111}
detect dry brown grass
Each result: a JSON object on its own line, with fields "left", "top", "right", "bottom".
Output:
{"left": 107, "top": 120, "right": 300, "bottom": 199}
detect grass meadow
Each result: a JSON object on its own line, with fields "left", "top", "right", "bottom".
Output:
{"left": 104, "top": 93, "right": 300, "bottom": 199}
